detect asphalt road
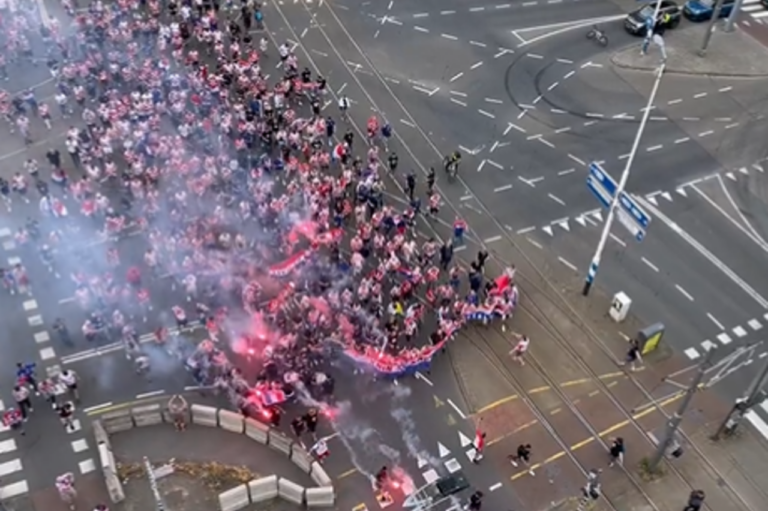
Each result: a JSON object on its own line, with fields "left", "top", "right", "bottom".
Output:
{"left": 316, "top": 0, "right": 768, "bottom": 390}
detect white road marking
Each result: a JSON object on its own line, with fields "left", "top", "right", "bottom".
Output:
{"left": 699, "top": 130, "right": 714, "bottom": 137}
{"left": 451, "top": 98, "right": 468, "bottom": 107}
{"left": 675, "top": 137, "right": 690, "bottom": 144}
{"left": 667, "top": 98, "right": 682, "bottom": 105}
{"left": 558, "top": 257, "right": 578, "bottom": 272}
{"left": 583, "top": 121, "right": 597, "bottom": 127}
{"left": 537, "top": 137, "right": 555, "bottom": 148}
{"left": 557, "top": 58, "right": 574, "bottom": 64}
{"left": 441, "top": 33, "right": 459, "bottom": 40}
{"left": 470, "top": 7, "right": 486, "bottom": 12}
{"left": 555, "top": 127, "right": 572, "bottom": 133}
{"left": 504, "top": 123, "right": 526, "bottom": 135}
{"left": 494, "top": 184, "right": 513, "bottom": 192}
{"left": 526, "top": 53, "right": 544, "bottom": 59}
{"left": 548, "top": 193, "right": 565, "bottom": 205}
{"left": 558, "top": 168, "right": 575, "bottom": 176}
{"left": 551, "top": 108, "right": 567, "bottom": 114}
{"left": 470, "top": 40, "right": 487, "bottom": 47}
{"left": 676, "top": 285, "right": 694, "bottom": 301}
{"left": 563, "top": 70, "right": 576, "bottom": 80}
{"left": 447, "top": 399, "right": 468, "bottom": 419}
{"left": 450, "top": 72, "right": 464, "bottom": 82}
{"left": 693, "top": 92, "right": 708, "bottom": 99}
{"left": 610, "top": 233, "right": 626, "bottom": 247}
{"left": 400, "top": 119, "right": 416, "bottom": 127}
{"left": 471, "top": 62, "right": 484, "bottom": 70}
{"left": 734, "top": 325, "right": 748, "bottom": 337}
{"left": 641, "top": 257, "right": 659, "bottom": 272}
{"left": 685, "top": 347, "right": 700, "bottom": 360}
{"left": 484, "top": 236, "right": 503, "bottom": 243}
{"left": 489, "top": 483, "right": 503, "bottom": 491}
{"left": 440, "top": 10, "right": 456, "bottom": 15}
{"left": 450, "top": 91, "right": 468, "bottom": 97}
{"left": 646, "top": 145, "right": 663, "bottom": 152}
{"left": 719, "top": 86, "right": 733, "bottom": 92}
{"left": 585, "top": 112, "right": 604, "bottom": 118}
{"left": 478, "top": 109, "right": 496, "bottom": 119}
{"left": 725, "top": 123, "right": 739, "bottom": 129}
{"left": 517, "top": 226, "right": 536, "bottom": 234}
{"left": 568, "top": 154, "right": 586, "bottom": 166}
{"left": 487, "top": 160, "right": 504, "bottom": 170}
{"left": 485, "top": 97, "right": 503, "bottom": 104}
{"left": 527, "top": 237, "right": 543, "bottom": 249}
{"left": 413, "top": 13, "right": 429, "bottom": 18}
{"left": 414, "top": 26, "right": 429, "bottom": 33}
{"left": 548, "top": 81, "right": 560, "bottom": 91}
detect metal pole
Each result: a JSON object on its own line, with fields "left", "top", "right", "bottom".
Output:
{"left": 712, "top": 357, "right": 768, "bottom": 438}
{"left": 647, "top": 346, "right": 716, "bottom": 472}
{"left": 725, "top": 0, "right": 745, "bottom": 32}
{"left": 144, "top": 456, "right": 165, "bottom": 511}
{"left": 699, "top": 0, "right": 727, "bottom": 56}
{"left": 581, "top": 63, "right": 666, "bottom": 296}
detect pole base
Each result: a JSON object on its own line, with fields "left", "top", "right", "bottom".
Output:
{"left": 582, "top": 280, "right": 592, "bottom": 296}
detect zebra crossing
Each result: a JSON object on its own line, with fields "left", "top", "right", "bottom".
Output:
{"left": 741, "top": 0, "right": 768, "bottom": 20}
{"left": 684, "top": 313, "right": 767, "bottom": 360}
{"left": 0, "top": 400, "right": 28, "bottom": 500}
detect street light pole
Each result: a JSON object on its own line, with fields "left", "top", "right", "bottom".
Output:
{"left": 712, "top": 357, "right": 768, "bottom": 439}
{"left": 725, "top": 0, "right": 744, "bottom": 32}
{"left": 700, "top": 0, "right": 727, "bottom": 55}
{"left": 582, "top": 62, "right": 666, "bottom": 296}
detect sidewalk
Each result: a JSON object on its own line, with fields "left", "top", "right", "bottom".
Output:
{"left": 554, "top": 267, "right": 768, "bottom": 511}
{"left": 611, "top": 23, "right": 768, "bottom": 76}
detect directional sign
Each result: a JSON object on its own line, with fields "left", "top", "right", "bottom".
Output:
{"left": 586, "top": 162, "right": 651, "bottom": 242}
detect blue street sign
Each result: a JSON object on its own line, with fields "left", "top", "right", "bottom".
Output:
{"left": 586, "top": 162, "right": 651, "bottom": 242}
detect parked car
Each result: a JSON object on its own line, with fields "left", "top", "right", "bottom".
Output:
{"left": 684, "top": 0, "right": 735, "bottom": 21}
{"left": 625, "top": 0, "right": 682, "bottom": 35}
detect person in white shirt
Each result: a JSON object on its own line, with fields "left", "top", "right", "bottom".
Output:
{"left": 509, "top": 333, "right": 529, "bottom": 366}
{"left": 58, "top": 370, "right": 79, "bottom": 401}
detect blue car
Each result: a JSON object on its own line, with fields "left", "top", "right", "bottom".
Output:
{"left": 683, "top": 0, "right": 735, "bottom": 21}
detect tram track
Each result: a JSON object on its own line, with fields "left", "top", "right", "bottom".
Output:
{"left": 268, "top": 2, "right": 751, "bottom": 509}
{"left": 459, "top": 324, "right": 656, "bottom": 511}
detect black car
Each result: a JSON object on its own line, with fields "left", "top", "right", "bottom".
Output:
{"left": 625, "top": 0, "right": 682, "bottom": 36}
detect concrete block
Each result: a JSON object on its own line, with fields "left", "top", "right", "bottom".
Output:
{"left": 269, "top": 430, "right": 293, "bottom": 456}
{"left": 104, "top": 472, "right": 125, "bottom": 503}
{"left": 162, "top": 407, "right": 190, "bottom": 424}
{"left": 278, "top": 478, "right": 305, "bottom": 506}
{"left": 92, "top": 420, "right": 110, "bottom": 446}
{"left": 310, "top": 461, "right": 333, "bottom": 487}
{"left": 101, "top": 409, "right": 134, "bottom": 434}
{"left": 132, "top": 404, "right": 163, "bottom": 427}
{"left": 98, "top": 443, "right": 117, "bottom": 473}
{"left": 218, "top": 409, "right": 244, "bottom": 434}
{"left": 248, "top": 475, "right": 279, "bottom": 503}
{"left": 244, "top": 417, "right": 269, "bottom": 444}
{"left": 305, "top": 487, "right": 335, "bottom": 508}
{"left": 218, "top": 484, "right": 250, "bottom": 511}
{"left": 191, "top": 404, "right": 218, "bottom": 427}
{"left": 291, "top": 447, "right": 313, "bottom": 474}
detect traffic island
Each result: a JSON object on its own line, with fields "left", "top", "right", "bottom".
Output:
{"left": 611, "top": 24, "right": 768, "bottom": 77}
{"left": 92, "top": 404, "right": 336, "bottom": 511}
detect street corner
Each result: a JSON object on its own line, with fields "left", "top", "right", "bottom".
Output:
{"left": 473, "top": 397, "right": 538, "bottom": 444}
{"left": 611, "top": 24, "right": 768, "bottom": 77}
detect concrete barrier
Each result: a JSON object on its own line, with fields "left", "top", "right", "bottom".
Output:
{"left": 218, "top": 484, "right": 250, "bottom": 511}
{"left": 269, "top": 430, "right": 293, "bottom": 456}
{"left": 290, "top": 447, "right": 313, "bottom": 474}
{"left": 191, "top": 404, "right": 218, "bottom": 427}
{"left": 132, "top": 404, "right": 164, "bottom": 427}
{"left": 218, "top": 409, "right": 244, "bottom": 434}
{"left": 248, "top": 475, "right": 279, "bottom": 503}
{"left": 104, "top": 471, "right": 126, "bottom": 503}
{"left": 101, "top": 409, "right": 134, "bottom": 434}
{"left": 93, "top": 420, "right": 110, "bottom": 446}
{"left": 244, "top": 417, "right": 269, "bottom": 444}
{"left": 310, "top": 461, "right": 333, "bottom": 487}
{"left": 305, "top": 487, "right": 335, "bottom": 508}
{"left": 278, "top": 478, "right": 305, "bottom": 506}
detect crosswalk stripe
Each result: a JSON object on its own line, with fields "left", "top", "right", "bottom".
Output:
{"left": 742, "top": 4, "right": 763, "bottom": 11}
{"left": 750, "top": 9, "right": 768, "bottom": 16}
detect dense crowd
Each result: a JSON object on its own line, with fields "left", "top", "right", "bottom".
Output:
{"left": 1, "top": 0, "right": 518, "bottom": 422}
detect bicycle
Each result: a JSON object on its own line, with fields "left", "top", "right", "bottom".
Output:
{"left": 586, "top": 25, "right": 608, "bottom": 47}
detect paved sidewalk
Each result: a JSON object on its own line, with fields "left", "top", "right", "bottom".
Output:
{"left": 611, "top": 23, "right": 768, "bottom": 76}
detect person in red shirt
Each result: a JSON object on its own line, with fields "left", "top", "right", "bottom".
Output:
{"left": 472, "top": 430, "right": 486, "bottom": 463}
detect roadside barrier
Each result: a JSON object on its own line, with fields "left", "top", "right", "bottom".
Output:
{"left": 90, "top": 404, "right": 336, "bottom": 508}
